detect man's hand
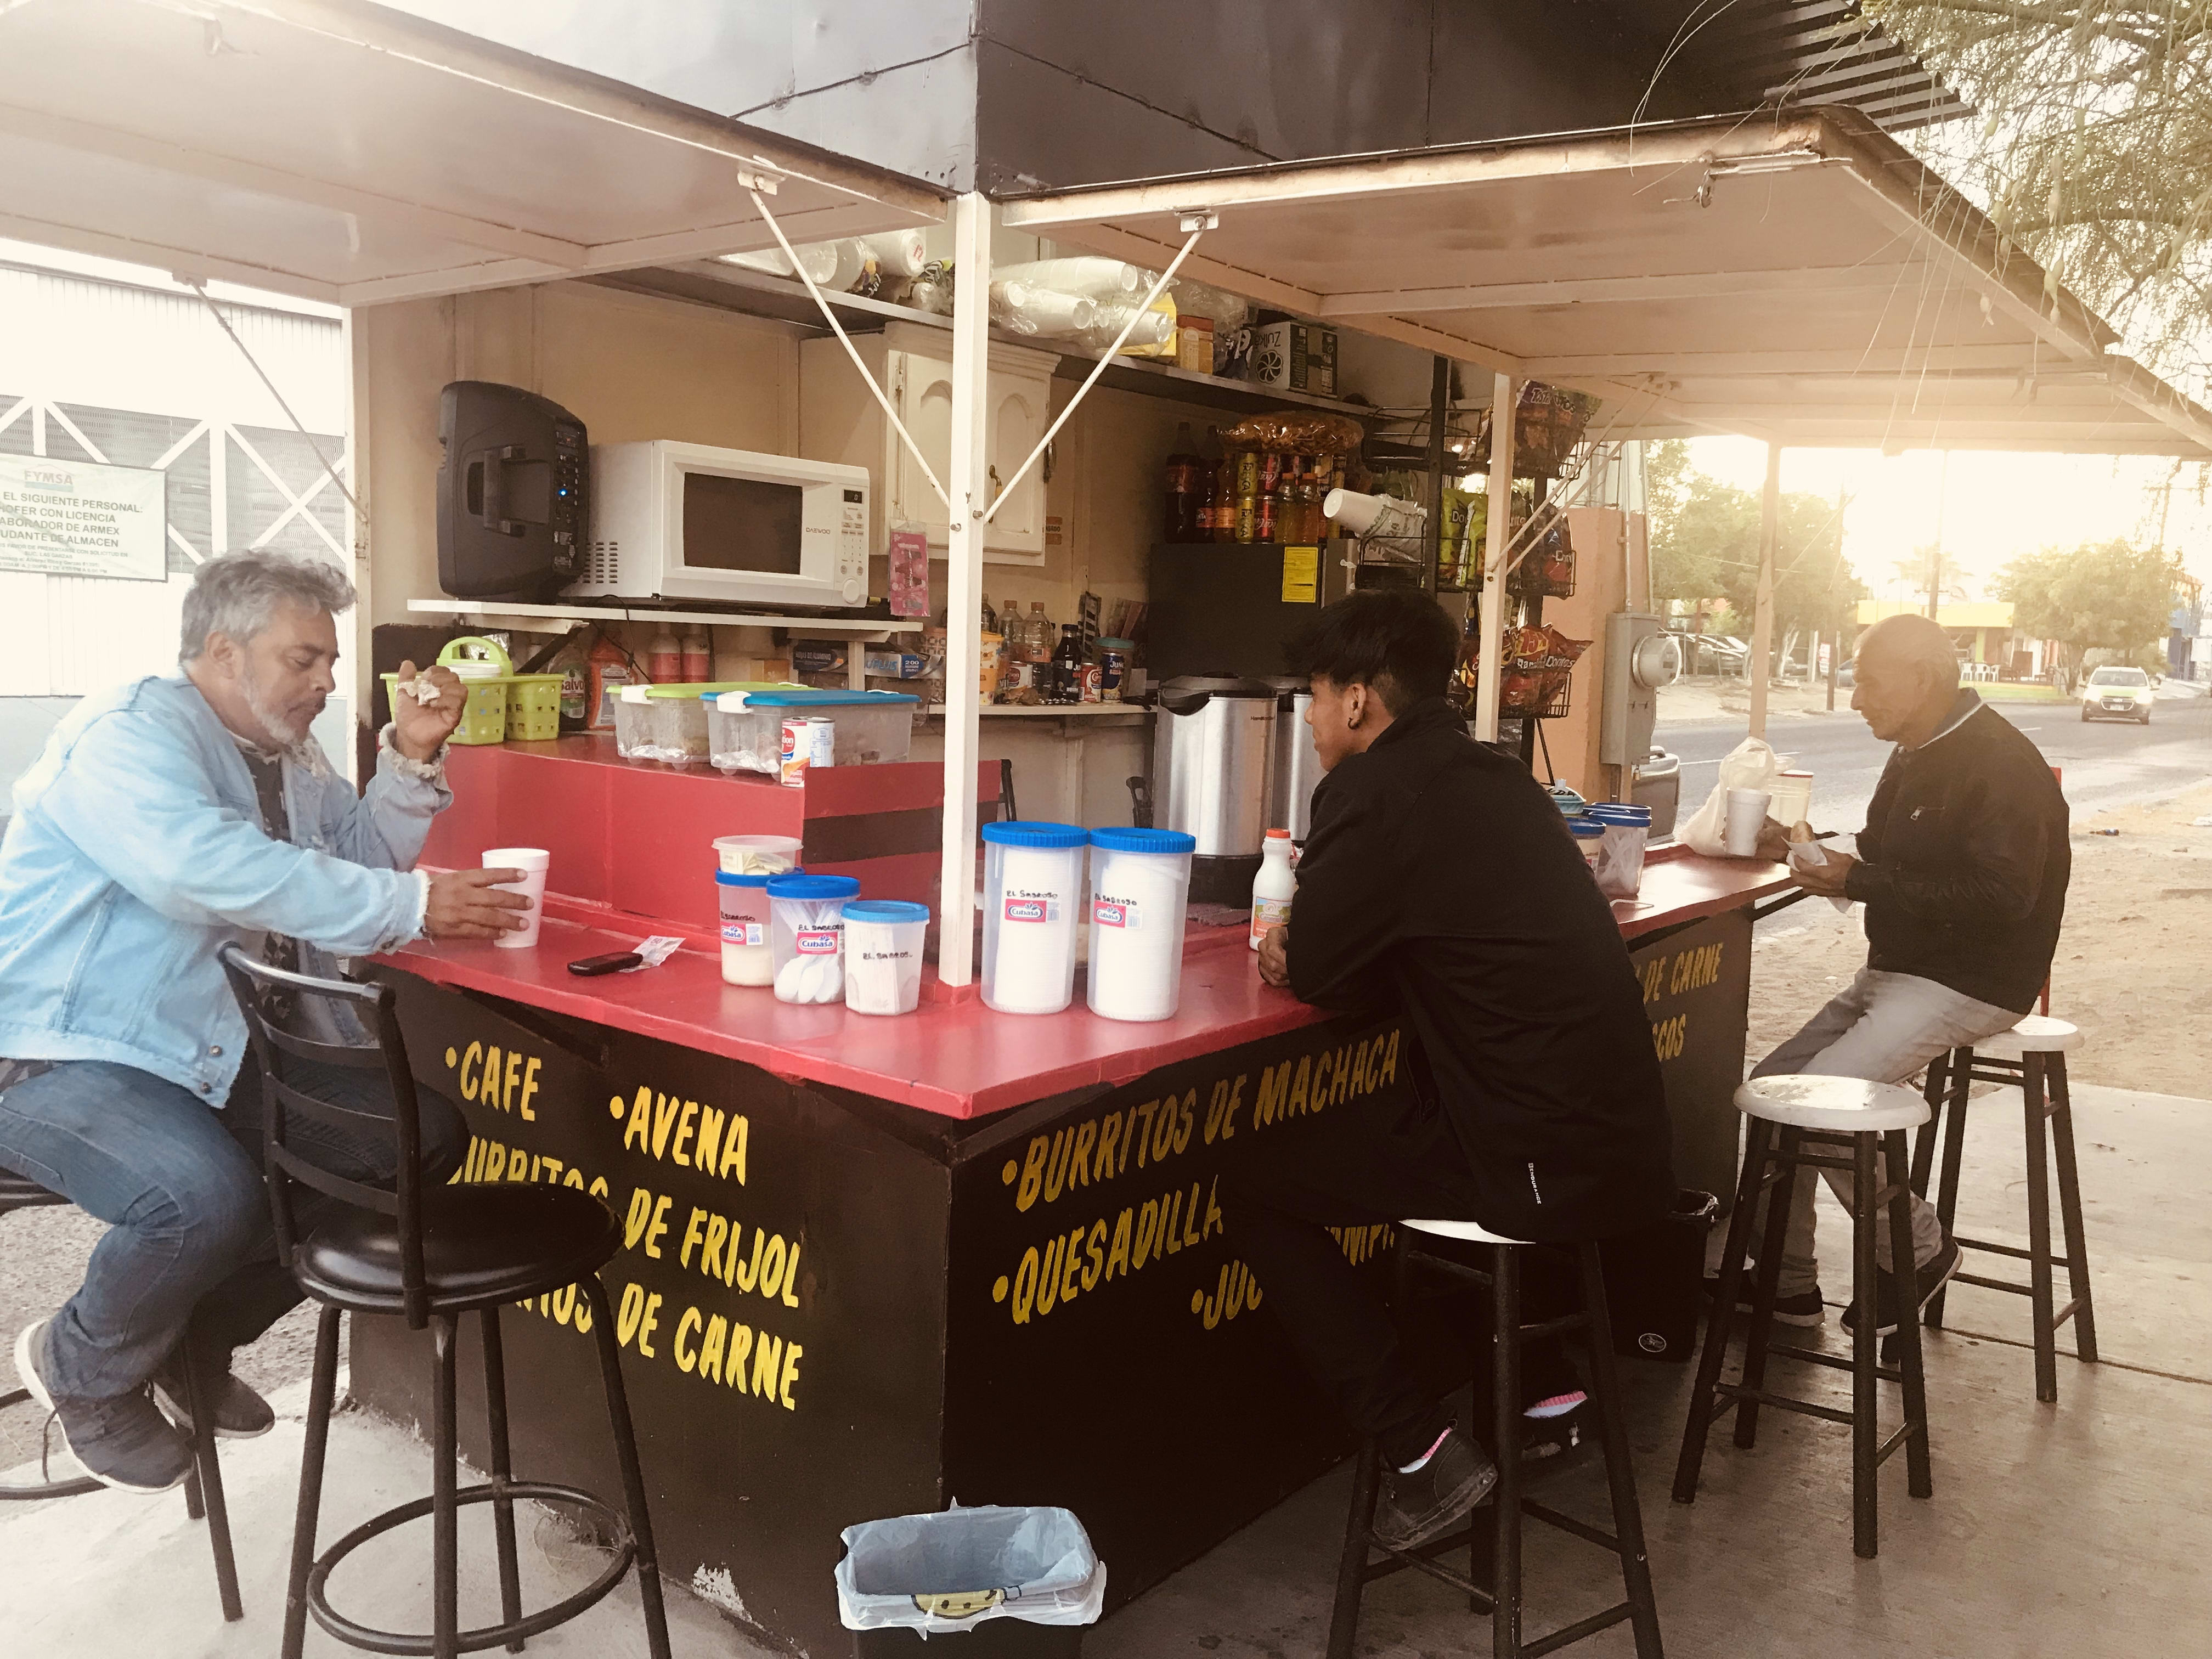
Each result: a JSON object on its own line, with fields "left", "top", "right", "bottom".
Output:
{"left": 1792, "top": 848, "right": 1858, "bottom": 898}
{"left": 391, "top": 661, "right": 467, "bottom": 762}
{"left": 1754, "top": 817, "right": 1793, "bottom": 863}
{"left": 425, "top": 868, "right": 533, "bottom": 939}
{"left": 1258, "top": 923, "right": 1291, "bottom": 989}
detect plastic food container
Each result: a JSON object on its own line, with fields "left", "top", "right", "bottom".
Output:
{"left": 843, "top": 899, "right": 929, "bottom": 1015}
{"left": 1769, "top": 769, "right": 1813, "bottom": 831}
{"left": 1583, "top": 803, "right": 1653, "bottom": 899}
{"left": 716, "top": 871, "right": 776, "bottom": 986}
{"left": 1086, "top": 827, "right": 1196, "bottom": 1023}
{"left": 613, "top": 685, "right": 656, "bottom": 759}
{"left": 713, "top": 834, "right": 802, "bottom": 876}
{"left": 380, "top": 635, "right": 512, "bottom": 746}
{"left": 1569, "top": 816, "right": 1606, "bottom": 875}
{"left": 710, "top": 689, "right": 921, "bottom": 777}
{"left": 768, "top": 873, "right": 859, "bottom": 1005}
{"left": 980, "top": 822, "right": 1087, "bottom": 1015}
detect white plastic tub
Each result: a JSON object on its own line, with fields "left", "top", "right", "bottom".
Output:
{"left": 1086, "top": 828, "right": 1195, "bottom": 1022}
{"left": 768, "top": 873, "right": 858, "bottom": 1005}
{"left": 843, "top": 899, "right": 929, "bottom": 1015}
{"left": 710, "top": 690, "right": 919, "bottom": 776}
{"left": 980, "top": 822, "right": 1086, "bottom": 1015}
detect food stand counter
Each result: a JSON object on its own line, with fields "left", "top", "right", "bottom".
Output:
{"left": 356, "top": 833, "right": 1788, "bottom": 1655}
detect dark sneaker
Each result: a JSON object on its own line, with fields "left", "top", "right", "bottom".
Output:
{"left": 1373, "top": 1428, "right": 1498, "bottom": 1551}
{"left": 1843, "top": 1236, "right": 1963, "bottom": 1338}
{"left": 13, "top": 1318, "right": 193, "bottom": 1494}
{"left": 1521, "top": 1392, "right": 1588, "bottom": 1463}
{"left": 1704, "top": 1268, "right": 1826, "bottom": 1328}
{"left": 153, "top": 1350, "right": 275, "bottom": 1440}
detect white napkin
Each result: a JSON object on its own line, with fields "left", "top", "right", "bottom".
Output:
{"left": 1788, "top": 833, "right": 1857, "bottom": 913}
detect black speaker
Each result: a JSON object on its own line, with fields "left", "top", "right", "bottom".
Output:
{"left": 436, "top": 381, "right": 587, "bottom": 602}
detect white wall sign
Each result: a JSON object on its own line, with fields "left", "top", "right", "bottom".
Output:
{"left": 0, "top": 452, "right": 167, "bottom": 581}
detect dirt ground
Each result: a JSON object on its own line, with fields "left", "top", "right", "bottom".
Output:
{"left": 1746, "top": 780, "right": 2212, "bottom": 1094}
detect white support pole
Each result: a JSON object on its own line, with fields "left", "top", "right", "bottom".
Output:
{"left": 1749, "top": 441, "right": 1781, "bottom": 740}
{"left": 1474, "top": 372, "right": 1519, "bottom": 743}
{"left": 938, "top": 193, "right": 992, "bottom": 987}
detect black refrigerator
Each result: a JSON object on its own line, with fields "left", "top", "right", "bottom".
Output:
{"left": 1146, "top": 541, "right": 1443, "bottom": 680}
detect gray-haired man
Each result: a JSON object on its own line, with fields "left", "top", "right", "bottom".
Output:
{"left": 0, "top": 550, "right": 528, "bottom": 1492}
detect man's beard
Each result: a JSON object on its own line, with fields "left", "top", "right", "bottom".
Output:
{"left": 240, "top": 663, "right": 330, "bottom": 776}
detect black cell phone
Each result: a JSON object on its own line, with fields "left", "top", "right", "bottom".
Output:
{"left": 567, "top": 951, "right": 642, "bottom": 977}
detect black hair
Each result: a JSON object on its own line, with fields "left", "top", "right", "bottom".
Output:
{"left": 1285, "top": 588, "right": 1458, "bottom": 714}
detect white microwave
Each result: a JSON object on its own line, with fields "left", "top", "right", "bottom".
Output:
{"left": 573, "top": 441, "right": 871, "bottom": 610}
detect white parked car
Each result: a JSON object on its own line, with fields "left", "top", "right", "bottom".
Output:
{"left": 2080, "top": 665, "right": 2154, "bottom": 724}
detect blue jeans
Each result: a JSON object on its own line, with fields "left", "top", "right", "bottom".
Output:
{"left": 0, "top": 1055, "right": 464, "bottom": 1400}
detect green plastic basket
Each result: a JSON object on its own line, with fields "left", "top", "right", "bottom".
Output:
{"left": 505, "top": 674, "right": 565, "bottom": 742}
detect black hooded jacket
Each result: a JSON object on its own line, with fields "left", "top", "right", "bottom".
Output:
{"left": 1285, "top": 697, "right": 1674, "bottom": 1242}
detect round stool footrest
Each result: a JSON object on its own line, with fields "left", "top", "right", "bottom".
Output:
{"left": 0, "top": 1385, "right": 104, "bottom": 1501}
{"left": 307, "top": 1479, "right": 636, "bottom": 1656}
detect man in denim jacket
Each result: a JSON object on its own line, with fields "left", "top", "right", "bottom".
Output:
{"left": 0, "top": 550, "right": 529, "bottom": 1491}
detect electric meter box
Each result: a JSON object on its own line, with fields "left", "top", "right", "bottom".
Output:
{"left": 1601, "top": 612, "right": 1680, "bottom": 766}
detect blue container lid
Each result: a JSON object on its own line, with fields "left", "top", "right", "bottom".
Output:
{"left": 844, "top": 899, "right": 930, "bottom": 924}
{"left": 1568, "top": 819, "right": 1607, "bottom": 838}
{"left": 1090, "top": 826, "right": 1197, "bottom": 855}
{"left": 722, "top": 689, "right": 921, "bottom": 708}
{"left": 765, "top": 873, "right": 860, "bottom": 900}
{"left": 715, "top": 869, "right": 794, "bottom": 888}
{"left": 1583, "top": 804, "right": 1652, "bottom": 823}
{"left": 980, "top": 821, "right": 1087, "bottom": 849}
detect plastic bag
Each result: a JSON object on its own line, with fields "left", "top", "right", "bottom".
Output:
{"left": 1677, "top": 737, "right": 1781, "bottom": 856}
{"left": 835, "top": 1504, "right": 1107, "bottom": 1634}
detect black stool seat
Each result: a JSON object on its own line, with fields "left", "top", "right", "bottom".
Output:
{"left": 0, "top": 1168, "right": 67, "bottom": 1212}
{"left": 298, "top": 1185, "right": 620, "bottom": 1315}
{"left": 0, "top": 1163, "right": 244, "bottom": 1620}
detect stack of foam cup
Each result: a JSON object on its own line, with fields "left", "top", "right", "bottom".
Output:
{"left": 1723, "top": 788, "right": 1773, "bottom": 857}
{"left": 483, "top": 848, "right": 549, "bottom": 949}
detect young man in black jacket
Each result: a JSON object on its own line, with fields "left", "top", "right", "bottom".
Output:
{"left": 1237, "top": 589, "right": 1674, "bottom": 1551}
{"left": 1740, "top": 612, "right": 2070, "bottom": 1336}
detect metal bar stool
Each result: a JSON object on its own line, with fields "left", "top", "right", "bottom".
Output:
{"left": 217, "top": 944, "right": 672, "bottom": 1659}
{"left": 1673, "top": 1075, "right": 1932, "bottom": 1560}
{"left": 1327, "top": 1219, "right": 1664, "bottom": 1659}
{"left": 1, "top": 1170, "right": 244, "bottom": 1620}
{"left": 1910, "top": 1015, "right": 2097, "bottom": 1403}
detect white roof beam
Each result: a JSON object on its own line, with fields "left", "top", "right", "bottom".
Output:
{"left": 0, "top": 207, "right": 345, "bottom": 302}
{"left": 1316, "top": 263, "right": 1928, "bottom": 316}
{"left": 1522, "top": 346, "right": 2100, "bottom": 377}
{"left": 0, "top": 101, "right": 590, "bottom": 266}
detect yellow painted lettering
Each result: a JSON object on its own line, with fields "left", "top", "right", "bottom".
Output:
{"left": 1254, "top": 1060, "right": 1290, "bottom": 1126}
{"left": 616, "top": 1282, "right": 645, "bottom": 1348}
{"left": 673, "top": 1100, "right": 699, "bottom": 1167}
{"left": 1069, "top": 1119, "right": 1097, "bottom": 1189}
{"left": 1105, "top": 1208, "right": 1132, "bottom": 1280}
{"left": 643, "top": 1193, "right": 674, "bottom": 1259}
{"left": 1017, "top": 1135, "right": 1049, "bottom": 1211}
{"left": 1043, "top": 1128, "right": 1073, "bottom": 1203}
{"left": 458, "top": 1041, "right": 482, "bottom": 1101}
{"left": 1287, "top": 1056, "right": 1312, "bottom": 1116}
{"left": 1379, "top": 1031, "right": 1400, "bottom": 1086}
{"left": 778, "top": 1343, "right": 802, "bottom": 1410}
{"left": 481, "top": 1142, "right": 507, "bottom": 1182}
{"left": 518, "top": 1056, "right": 540, "bottom": 1121}
{"left": 1012, "top": 1246, "right": 1039, "bottom": 1324}
{"left": 698, "top": 1315, "right": 727, "bottom": 1385}
{"left": 673, "top": 1306, "right": 702, "bottom": 1374}
{"left": 652, "top": 1092, "right": 681, "bottom": 1159}
{"left": 636, "top": 1293, "right": 662, "bottom": 1358}
{"left": 1093, "top": 1113, "right": 1122, "bottom": 1181}
{"left": 781, "top": 1243, "right": 803, "bottom": 1308}
{"left": 1081, "top": 1220, "right": 1107, "bottom": 1291}
{"left": 678, "top": 1207, "right": 707, "bottom": 1269}
{"left": 751, "top": 1331, "right": 782, "bottom": 1397}
{"left": 758, "top": 1235, "right": 789, "bottom": 1302}
{"left": 1059, "top": 1226, "right": 1085, "bottom": 1305}
{"left": 726, "top": 1323, "right": 754, "bottom": 1391}
{"left": 1132, "top": 1101, "right": 1159, "bottom": 1168}
{"left": 1133, "top": 1199, "right": 1160, "bottom": 1269}
{"left": 702, "top": 1215, "right": 730, "bottom": 1280}
{"left": 717, "top": 1115, "right": 749, "bottom": 1183}
{"left": 623, "top": 1188, "right": 654, "bottom": 1250}
{"left": 694, "top": 1105, "right": 725, "bottom": 1176}
{"left": 735, "top": 1228, "right": 764, "bottom": 1293}
{"left": 622, "top": 1086, "right": 652, "bottom": 1153}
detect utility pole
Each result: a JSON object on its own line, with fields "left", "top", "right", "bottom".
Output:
{"left": 1925, "top": 449, "right": 1949, "bottom": 621}
{"left": 1750, "top": 443, "right": 1781, "bottom": 739}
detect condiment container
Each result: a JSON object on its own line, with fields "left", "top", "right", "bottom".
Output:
{"left": 1569, "top": 816, "right": 1606, "bottom": 876}
{"left": 980, "top": 821, "right": 1086, "bottom": 1015}
{"left": 1087, "top": 828, "right": 1195, "bottom": 1023}
{"left": 709, "top": 689, "right": 921, "bottom": 777}
{"left": 613, "top": 684, "right": 655, "bottom": 759}
{"left": 1769, "top": 769, "right": 1814, "bottom": 831}
{"left": 713, "top": 834, "right": 802, "bottom": 876}
{"left": 843, "top": 899, "right": 929, "bottom": 1015}
{"left": 768, "top": 873, "right": 859, "bottom": 1006}
{"left": 1582, "top": 803, "right": 1652, "bottom": 899}
{"left": 1249, "top": 827, "right": 1296, "bottom": 950}
{"left": 716, "top": 871, "right": 776, "bottom": 986}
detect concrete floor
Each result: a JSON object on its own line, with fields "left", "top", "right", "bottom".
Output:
{"left": 5, "top": 1081, "right": 2207, "bottom": 1657}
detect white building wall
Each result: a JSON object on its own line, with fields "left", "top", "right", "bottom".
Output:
{"left": 0, "top": 252, "right": 350, "bottom": 787}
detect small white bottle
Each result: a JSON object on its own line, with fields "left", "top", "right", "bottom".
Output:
{"left": 1250, "top": 828, "right": 1296, "bottom": 951}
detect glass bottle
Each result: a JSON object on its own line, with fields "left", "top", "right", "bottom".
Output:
{"left": 1163, "top": 420, "right": 1203, "bottom": 543}
{"left": 1051, "top": 623, "right": 1082, "bottom": 703}
{"left": 1211, "top": 446, "right": 1238, "bottom": 543}
{"left": 1028, "top": 601, "right": 1054, "bottom": 664}
{"left": 980, "top": 592, "right": 998, "bottom": 639}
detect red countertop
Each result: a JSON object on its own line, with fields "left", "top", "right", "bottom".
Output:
{"left": 380, "top": 845, "right": 1792, "bottom": 1121}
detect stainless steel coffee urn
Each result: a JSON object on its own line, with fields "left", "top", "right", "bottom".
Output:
{"left": 1152, "top": 675, "right": 1278, "bottom": 904}
{"left": 1265, "top": 677, "right": 1324, "bottom": 842}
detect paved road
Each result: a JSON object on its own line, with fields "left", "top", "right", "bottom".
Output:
{"left": 1662, "top": 684, "right": 2212, "bottom": 835}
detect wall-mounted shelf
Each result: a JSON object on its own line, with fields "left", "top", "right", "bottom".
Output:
{"left": 929, "top": 702, "right": 1148, "bottom": 718}
{"left": 405, "top": 597, "right": 909, "bottom": 641}
{"left": 607, "top": 263, "right": 1381, "bottom": 422}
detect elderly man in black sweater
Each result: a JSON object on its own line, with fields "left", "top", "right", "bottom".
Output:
{"left": 1735, "top": 612, "right": 2071, "bottom": 1339}
{"left": 1239, "top": 589, "right": 1674, "bottom": 1552}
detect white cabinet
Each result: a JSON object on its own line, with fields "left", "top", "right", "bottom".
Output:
{"left": 800, "top": 322, "right": 1056, "bottom": 565}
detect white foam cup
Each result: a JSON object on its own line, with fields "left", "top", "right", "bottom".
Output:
{"left": 483, "top": 847, "right": 549, "bottom": 949}
{"left": 1723, "top": 789, "right": 1771, "bottom": 858}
